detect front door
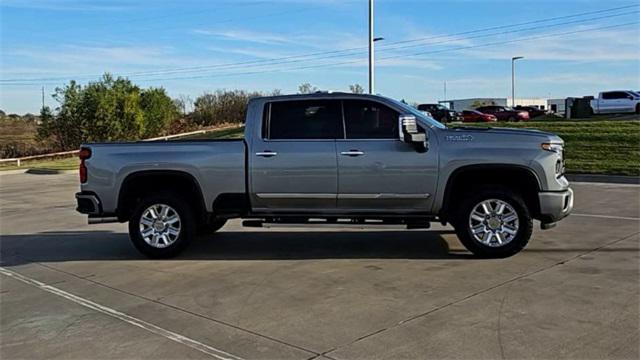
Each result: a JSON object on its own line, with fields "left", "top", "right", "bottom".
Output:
{"left": 250, "top": 99, "right": 341, "bottom": 212}
{"left": 336, "top": 99, "right": 438, "bottom": 212}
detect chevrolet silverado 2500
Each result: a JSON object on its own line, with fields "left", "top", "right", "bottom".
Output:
{"left": 76, "top": 93, "right": 573, "bottom": 258}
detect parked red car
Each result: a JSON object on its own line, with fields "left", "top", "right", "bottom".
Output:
{"left": 461, "top": 110, "right": 497, "bottom": 123}
{"left": 475, "top": 105, "right": 529, "bottom": 121}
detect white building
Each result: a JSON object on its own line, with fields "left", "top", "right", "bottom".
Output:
{"left": 547, "top": 99, "right": 567, "bottom": 114}
{"left": 438, "top": 98, "right": 507, "bottom": 112}
{"left": 507, "top": 98, "right": 548, "bottom": 109}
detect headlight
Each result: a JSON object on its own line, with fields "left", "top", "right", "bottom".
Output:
{"left": 542, "top": 142, "right": 565, "bottom": 175}
{"left": 541, "top": 142, "right": 563, "bottom": 153}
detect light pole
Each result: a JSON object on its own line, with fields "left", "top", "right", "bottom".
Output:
{"left": 368, "top": 0, "right": 375, "bottom": 94}
{"left": 511, "top": 56, "right": 524, "bottom": 107}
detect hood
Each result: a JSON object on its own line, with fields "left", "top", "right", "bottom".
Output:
{"left": 446, "top": 126, "right": 563, "bottom": 142}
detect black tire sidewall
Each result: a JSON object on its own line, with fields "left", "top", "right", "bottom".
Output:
{"left": 454, "top": 189, "right": 533, "bottom": 258}
{"left": 128, "top": 194, "right": 195, "bottom": 258}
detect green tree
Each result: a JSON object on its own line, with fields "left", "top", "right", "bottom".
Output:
{"left": 140, "top": 88, "right": 178, "bottom": 138}
{"left": 193, "top": 90, "right": 261, "bottom": 126}
{"left": 36, "top": 73, "right": 178, "bottom": 150}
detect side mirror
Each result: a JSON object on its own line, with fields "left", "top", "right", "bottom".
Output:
{"left": 399, "top": 115, "right": 426, "bottom": 144}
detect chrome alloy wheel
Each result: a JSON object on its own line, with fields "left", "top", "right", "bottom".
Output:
{"left": 139, "top": 204, "right": 181, "bottom": 248}
{"left": 468, "top": 199, "right": 519, "bottom": 247}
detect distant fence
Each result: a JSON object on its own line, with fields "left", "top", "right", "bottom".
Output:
{"left": 0, "top": 125, "right": 240, "bottom": 168}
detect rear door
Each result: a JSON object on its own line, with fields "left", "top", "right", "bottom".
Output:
{"left": 336, "top": 99, "right": 438, "bottom": 212}
{"left": 250, "top": 99, "right": 340, "bottom": 212}
{"left": 599, "top": 92, "right": 616, "bottom": 113}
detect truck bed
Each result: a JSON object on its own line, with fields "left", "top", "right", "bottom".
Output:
{"left": 82, "top": 140, "right": 246, "bottom": 214}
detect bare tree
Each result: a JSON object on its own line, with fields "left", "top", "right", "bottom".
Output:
{"left": 298, "top": 83, "right": 318, "bottom": 94}
{"left": 349, "top": 84, "right": 364, "bottom": 94}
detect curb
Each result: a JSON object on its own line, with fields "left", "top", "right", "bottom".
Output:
{"left": 566, "top": 174, "right": 639, "bottom": 185}
{"left": 0, "top": 169, "right": 77, "bottom": 176}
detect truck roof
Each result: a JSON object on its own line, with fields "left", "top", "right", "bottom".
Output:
{"left": 251, "top": 92, "right": 393, "bottom": 102}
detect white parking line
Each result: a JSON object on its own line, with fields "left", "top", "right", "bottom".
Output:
{"left": 0, "top": 266, "right": 244, "bottom": 360}
{"left": 572, "top": 213, "right": 640, "bottom": 221}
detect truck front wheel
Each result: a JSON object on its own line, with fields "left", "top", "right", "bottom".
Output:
{"left": 453, "top": 189, "right": 533, "bottom": 258}
{"left": 128, "top": 194, "right": 195, "bottom": 258}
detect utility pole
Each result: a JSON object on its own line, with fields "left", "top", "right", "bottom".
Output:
{"left": 41, "top": 86, "right": 45, "bottom": 109}
{"left": 368, "top": 0, "right": 374, "bottom": 94}
{"left": 511, "top": 56, "right": 524, "bottom": 107}
{"left": 443, "top": 81, "right": 447, "bottom": 103}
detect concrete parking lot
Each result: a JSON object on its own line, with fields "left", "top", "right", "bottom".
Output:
{"left": 1, "top": 172, "right": 638, "bottom": 360}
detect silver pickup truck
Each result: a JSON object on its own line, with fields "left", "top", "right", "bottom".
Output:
{"left": 76, "top": 93, "right": 573, "bottom": 258}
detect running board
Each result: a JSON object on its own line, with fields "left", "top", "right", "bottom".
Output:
{"left": 242, "top": 219, "right": 430, "bottom": 229}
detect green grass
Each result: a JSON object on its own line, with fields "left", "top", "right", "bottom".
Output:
{"left": 0, "top": 156, "right": 79, "bottom": 171}
{"left": 462, "top": 120, "right": 640, "bottom": 176}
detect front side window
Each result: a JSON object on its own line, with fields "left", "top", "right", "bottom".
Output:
{"left": 343, "top": 100, "right": 399, "bottom": 139}
{"left": 267, "top": 100, "right": 341, "bottom": 140}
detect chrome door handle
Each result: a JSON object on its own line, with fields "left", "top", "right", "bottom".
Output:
{"left": 256, "top": 151, "right": 277, "bottom": 157}
{"left": 340, "top": 150, "right": 364, "bottom": 156}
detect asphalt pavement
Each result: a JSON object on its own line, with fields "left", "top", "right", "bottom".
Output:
{"left": 0, "top": 172, "right": 638, "bottom": 359}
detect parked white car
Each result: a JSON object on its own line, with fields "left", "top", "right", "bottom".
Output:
{"left": 590, "top": 90, "right": 640, "bottom": 114}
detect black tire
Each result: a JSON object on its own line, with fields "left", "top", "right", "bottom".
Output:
{"left": 453, "top": 188, "right": 533, "bottom": 258}
{"left": 128, "top": 193, "right": 195, "bottom": 258}
{"left": 636, "top": 104, "right": 640, "bottom": 114}
{"left": 508, "top": 116, "right": 516, "bottom": 122}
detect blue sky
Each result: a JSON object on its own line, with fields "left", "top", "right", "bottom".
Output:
{"left": 1, "top": 0, "right": 639, "bottom": 114}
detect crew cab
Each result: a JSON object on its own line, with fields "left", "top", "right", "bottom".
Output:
{"left": 590, "top": 91, "right": 640, "bottom": 115}
{"left": 76, "top": 93, "right": 573, "bottom": 259}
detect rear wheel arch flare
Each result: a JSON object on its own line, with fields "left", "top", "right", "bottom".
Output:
{"left": 117, "top": 170, "right": 206, "bottom": 222}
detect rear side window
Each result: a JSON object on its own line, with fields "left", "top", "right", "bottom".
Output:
{"left": 267, "top": 100, "right": 341, "bottom": 140}
{"left": 343, "top": 100, "right": 399, "bottom": 139}
{"left": 602, "top": 92, "right": 627, "bottom": 99}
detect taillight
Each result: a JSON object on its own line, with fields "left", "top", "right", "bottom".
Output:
{"left": 79, "top": 147, "right": 91, "bottom": 183}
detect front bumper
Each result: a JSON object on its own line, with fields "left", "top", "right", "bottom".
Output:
{"left": 538, "top": 188, "right": 574, "bottom": 224}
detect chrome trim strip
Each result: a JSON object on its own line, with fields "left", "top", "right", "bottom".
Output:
{"left": 338, "top": 193, "right": 431, "bottom": 199}
{"left": 256, "top": 193, "right": 336, "bottom": 199}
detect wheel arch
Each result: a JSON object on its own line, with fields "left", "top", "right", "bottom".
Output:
{"left": 439, "top": 164, "right": 542, "bottom": 221}
{"left": 116, "top": 170, "right": 207, "bottom": 223}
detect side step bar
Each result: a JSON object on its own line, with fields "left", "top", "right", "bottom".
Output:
{"left": 242, "top": 219, "right": 431, "bottom": 229}
{"left": 88, "top": 216, "right": 119, "bottom": 224}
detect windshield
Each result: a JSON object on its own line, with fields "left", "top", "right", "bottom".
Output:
{"left": 387, "top": 98, "right": 447, "bottom": 129}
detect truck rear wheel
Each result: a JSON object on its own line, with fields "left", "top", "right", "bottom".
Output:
{"left": 128, "top": 194, "right": 195, "bottom": 258}
{"left": 453, "top": 188, "right": 533, "bottom": 258}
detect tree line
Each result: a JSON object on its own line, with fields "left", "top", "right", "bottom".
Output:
{"left": 30, "top": 74, "right": 365, "bottom": 153}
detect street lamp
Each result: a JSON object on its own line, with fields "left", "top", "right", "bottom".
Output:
{"left": 511, "top": 56, "right": 524, "bottom": 107}
{"left": 368, "top": 0, "right": 375, "bottom": 94}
